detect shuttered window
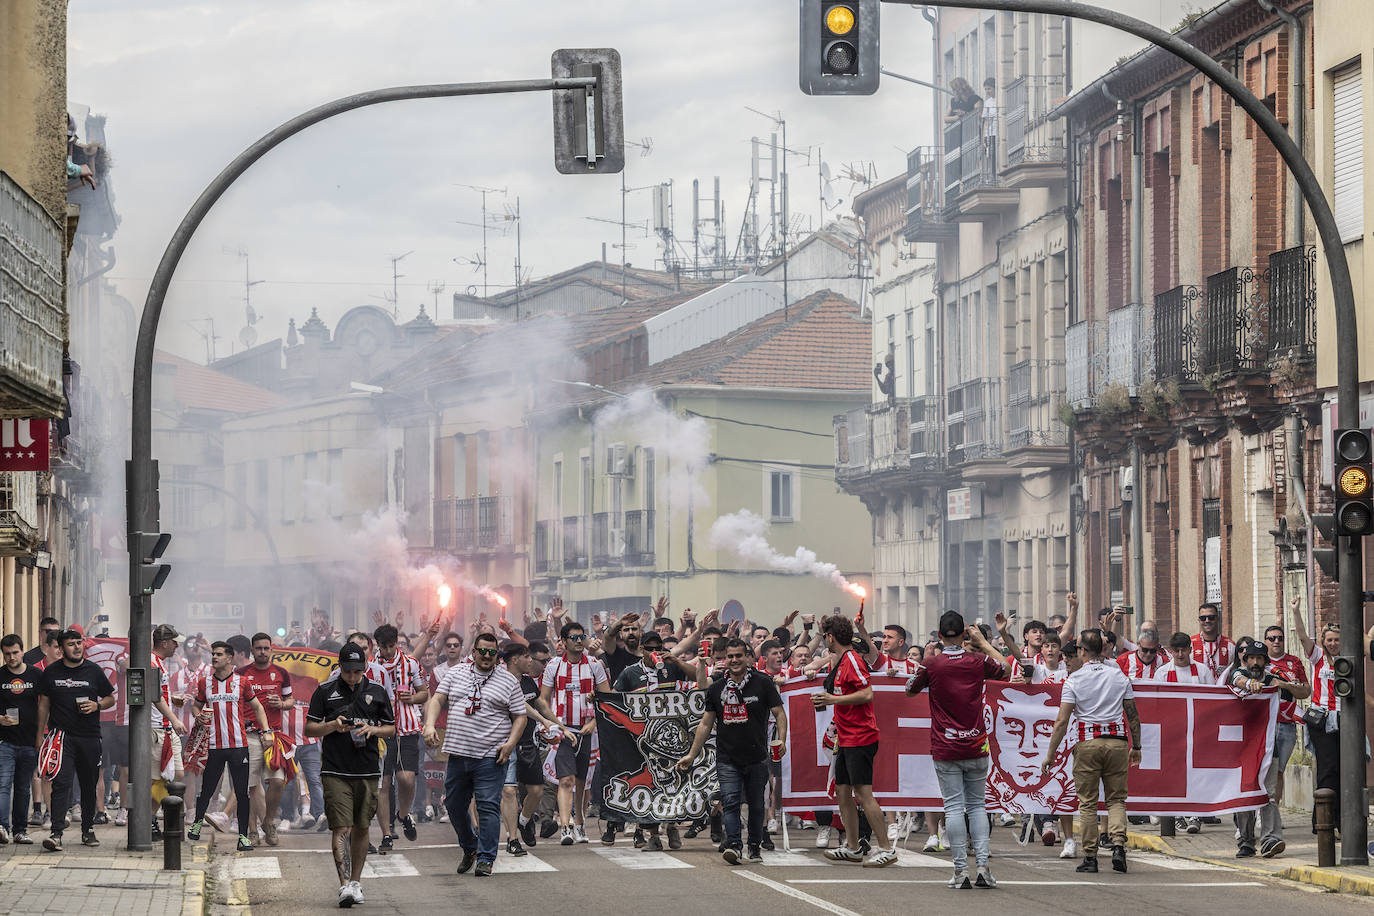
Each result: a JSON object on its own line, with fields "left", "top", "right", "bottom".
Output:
{"left": 1332, "top": 63, "right": 1364, "bottom": 243}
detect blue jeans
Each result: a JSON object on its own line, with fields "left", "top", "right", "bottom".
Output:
{"left": 295, "top": 742, "right": 325, "bottom": 818}
{"left": 0, "top": 741, "right": 38, "bottom": 833}
{"left": 445, "top": 755, "right": 504, "bottom": 863}
{"left": 934, "top": 756, "right": 991, "bottom": 871}
{"left": 717, "top": 756, "right": 769, "bottom": 850}
{"left": 1237, "top": 721, "right": 1297, "bottom": 848}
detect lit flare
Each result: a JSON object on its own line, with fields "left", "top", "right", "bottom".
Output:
{"left": 437, "top": 584, "right": 452, "bottom": 609}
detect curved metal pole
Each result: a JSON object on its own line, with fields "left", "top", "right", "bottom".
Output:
{"left": 904, "top": 0, "right": 1366, "bottom": 866}
{"left": 125, "top": 74, "right": 594, "bottom": 852}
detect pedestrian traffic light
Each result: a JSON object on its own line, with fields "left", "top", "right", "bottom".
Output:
{"left": 551, "top": 48, "right": 624, "bottom": 175}
{"left": 132, "top": 531, "right": 172, "bottom": 595}
{"left": 1312, "top": 513, "right": 1339, "bottom": 581}
{"left": 800, "top": 0, "right": 880, "bottom": 95}
{"left": 1333, "top": 655, "right": 1358, "bottom": 698}
{"left": 1334, "top": 428, "right": 1374, "bottom": 536}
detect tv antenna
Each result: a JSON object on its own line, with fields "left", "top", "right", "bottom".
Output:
{"left": 426, "top": 280, "right": 446, "bottom": 316}
{"left": 384, "top": 251, "right": 413, "bottom": 317}
{"left": 453, "top": 183, "right": 507, "bottom": 298}
{"left": 186, "top": 316, "right": 220, "bottom": 364}
{"left": 747, "top": 108, "right": 791, "bottom": 315}
{"left": 222, "top": 246, "right": 266, "bottom": 328}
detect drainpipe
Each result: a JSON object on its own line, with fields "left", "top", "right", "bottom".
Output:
{"left": 1288, "top": 412, "right": 1316, "bottom": 622}
{"left": 1257, "top": 0, "right": 1305, "bottom": 243}
{"left": 922, "top": 3, "right": 949, "bottom": 617}
{"left": 1128, "top": 101, "right": 1146, "bottom": 616}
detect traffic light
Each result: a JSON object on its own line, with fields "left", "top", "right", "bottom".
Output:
{"left": 1312, "top": 513, "right": 1339, "bottom": 581}
{"left": 551, "top": 48, "right": 624, "bottom": 175}
{"left": 1333, "top": 655, "right": 1358, "bottom": 699}
{"left": 132, "top": 531, "right": 172, "bottom": 595}
{"left": 1334, "top": 428, "right": 1374, "bottom": 536}
{"left": 800, "top": 0, "right": 880, "bottom": 96}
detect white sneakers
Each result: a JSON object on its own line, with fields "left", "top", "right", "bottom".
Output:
{"left": 997, "top": 813, "right": 1016, "bottom": 828}
{"left": 338, "top": 881, "right": 364, "bottom": 908}
{"left": 923, "top": 833, "right": 941, "bottom": 852}
{"left": 863, "top": 847, "right": 898, "bottom": 868}
{"left": 206, "top": 812, "right": 230, "bottom": 833}
{"left": 824, "top": 846, "right": 865, "bottom": 863}
{"left": 814, "top": 826, "right": 832, "bottom": 848}
{"left": 766, "top": 817, "right": 778, "bottom": 833}
{"left": 113, "top": 809, "right": 128, "bottom": 827}
{"left": 574, "top": 824, "right": 589, "bottom": 844}
{"left": 1060, "top": 837, "right": 1078, "bottom": 859}
{"left": 948, "top": 870, "right": 972, "bottom": 889}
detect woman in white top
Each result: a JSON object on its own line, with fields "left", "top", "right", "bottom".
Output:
{"left": 1293, "top": 608, "right": 1342, "bottom": 835}
{"left": 1153, "top": 632, "right": 1214, "bottom": 685}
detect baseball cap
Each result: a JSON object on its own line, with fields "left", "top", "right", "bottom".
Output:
{"left": 152, "top": 624, "right": 181, "bottom": 643}
{"left": 339, "top": 643, "right": 368, "bottom": 672}
{"left": 938, "top": 610, "right": 966, "bottom": 638}
{"left": 1238, "top": 637, "right": 1266, "bottom": 659}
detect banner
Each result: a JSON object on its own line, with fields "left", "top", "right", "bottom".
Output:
{"left": 594, "top": 690, "right": 716, "bottom": 823}
{"left": 0, "top": 419, "right": 49, "bottom": 471}
{"left": 781, "top": 677, "right": 1278, "bottom": 816}
{"left": 270, "top": 645, "right": 338, "bottom": 707}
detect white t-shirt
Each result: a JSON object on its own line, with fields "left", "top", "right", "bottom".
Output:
{"left": 1031, "top": 661, "right": 1068, "bottom": 684}
{"left": 1062, "top": 658, "right": 1134, "bottom": 725}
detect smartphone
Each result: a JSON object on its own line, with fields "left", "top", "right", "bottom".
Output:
{"left": 97, "top": 614, "right": 109, "bottom": 623}
{"left": 1118, "top": 606, "right": 1134, "bottom": 615}
{"left": 1020, "top": 663, "right": 1034, "bottom": 678}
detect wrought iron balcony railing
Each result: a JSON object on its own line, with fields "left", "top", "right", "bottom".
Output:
{"left": 1153, "top": 284, "right": 1201, "bottom": 384}
{"left": 1004, "top": 75, "right": 1067, "bottom": 169}
{"left": 1267, "top": 245, "right": 1317, "bottom": 360}
{"left": 1197, "top": 266, "right": 1266, "bottom": 376}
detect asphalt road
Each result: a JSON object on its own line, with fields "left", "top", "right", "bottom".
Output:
{"left": 207, "top": 819, "right": 1369, "bottom": 916}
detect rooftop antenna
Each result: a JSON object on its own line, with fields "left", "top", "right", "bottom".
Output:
{"left": 222, "top": 246, "right": 265, "bottom": 328}
{"left": 426, "top": 280, "right": 446, "bottom": 316}
{"left": 386, "top": 251, "right": 413, "bottom": 317}
{"left": 746, "top": 107, "right": 790, "bottom": 318}
{"left": 186, "top": 316, "right": 220, "bottom": 364}
{"left": 453, "top": 183, "right": 507, "bottom": 298}
{"left": 604, "top": 137, "right": 652, "bottom": 302}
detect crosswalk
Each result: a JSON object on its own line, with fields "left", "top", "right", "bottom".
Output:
{"left": 227, "top": 845, "right": 1226, "bottom": 877}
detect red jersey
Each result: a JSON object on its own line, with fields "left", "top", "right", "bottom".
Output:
{"left": 195, "top": 670, "right": 254, "bottom": 750}
{"left": 874, "top": 652, "right": 919, "bottom": 675}
{"left": 1117, "top": 650, "right": 1167, "bottom": 680}
{"left": 235, "top": 663, "right": 293, "bottom": 731}
{"left": 905, "top": 646, "right": 1006, "bottom": 760}
{"left": 541, "top": 655, "right": 607, "bottom": 728}
{"left": 830, "top": 650, "right": 880, "bottom": 747}
{"left": 150, "top": 654, "right": 173, "bottom": 730}
{"left": 1266, "top": 653, "right": 1308, "bottom": 723}
{"left": 1191, "top": 634, "right": 1235, "bottom": 679}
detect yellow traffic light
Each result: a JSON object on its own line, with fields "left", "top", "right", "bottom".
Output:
{"left": 825, "top": 5, "right": 856, "bottom": 35}
{"left": 1339, "top": 465, "right": 1370, "bottom": 497}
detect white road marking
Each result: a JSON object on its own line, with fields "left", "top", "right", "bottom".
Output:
{"left": 594, "top": 847, "right": 693, "bottom": 869}
{"left": 362, "top": 854, "right": 420, "bottom": 878}
{"left": 893, "top": 849, "right": 951, "bottom": 868}
{"left": 787, "top": 879, "right": 1267, "bottom": 887}
{"left": 492, "top": 853, "right": 557, "bottom": 874}
{"left": 761, "top": 850, "right": 832, "bottom": 866}
{"left": 1125, "top": 851, "right": 1231, "bottom": 871}
{"left": 733, "top": 871, "right": 866, "bottom": 916}
{"left": 227, "top": 857, "right": 281, "bottom": 879}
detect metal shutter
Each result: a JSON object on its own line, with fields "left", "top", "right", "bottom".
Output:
{"left": 1332, "top": 63, "right": 1364, "bottom": 243}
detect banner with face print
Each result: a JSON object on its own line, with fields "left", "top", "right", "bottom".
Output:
{"left": 594, "top": 689, "right": 716, "bottom": 823}
{"left": 779, "top": 676, "right": 1277, "bottom": 816}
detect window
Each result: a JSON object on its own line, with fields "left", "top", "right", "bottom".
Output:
{"left": 643, "top": 448, "right": 655, "bottom": 511}
{"left": 475, "top": 431, "right": 490, "bottom": 496}
{"left": 906, "top": 308, "right": 917, "bottom": 398}
{"left": 1107, "top": 508, "right": 1123, "bottom": 605}
{"left": 281, "top": 456, "right": 295, "bottom": 523}
{"left": 302, "top": 452, "right": 319, "bottom": 520}
{"left": 553, "top": 459, "right": 563, "bottom": 514}
{"left": 169, "top": 464, "right": 197, "bottom": 531}
{"left": 580, "top": 454, "right": 592, "bottom": 515}
{"left": 327, "top": 449, "right": 343, "bottom": 518}
{"left": 770, "top": 470, "right": 794, "bottom": 521}
{"left": 1333, "top": 62, "right": 1364, "bottom": 243}
{"left": 232, "top": 464, "right": 246, "bottom": 530}
{"left": 254, "top": 459, "right": 268, "bottom": 523}
{"left": 887, "top": 315, "right": 896, "bottom": 342}
{"left": 453, "top": 434, "right": 468, "bottom": 498}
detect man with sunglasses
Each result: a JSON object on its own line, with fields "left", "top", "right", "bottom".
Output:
{"left": 1191, "top": 603, "right": 1235, "bottom": 680}
{"left": 424, "top": 632, "right": 526, "bottom": 877}
{"left": 539, "top": 619, "right": 609, "bottom": 845}
{"left": 1253, "top": 610, "right": 1310, "bottom": 858}
{"left": 1116, "top": 629, "right": 1166, "bottom": 680}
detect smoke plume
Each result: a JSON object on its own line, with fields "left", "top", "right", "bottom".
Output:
{"left": 708, "top": 509, "right": 865, "bottom": 596}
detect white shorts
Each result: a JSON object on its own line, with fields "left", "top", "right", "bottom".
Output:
{"left": 247, "top": 734, "right": 283, "bottom": 787}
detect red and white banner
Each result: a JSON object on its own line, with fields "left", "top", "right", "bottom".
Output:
{"left": 781, "top": 677, "right": 1277, "bottom": 816}
{"left": 0, "top": 419, "right": 49, "bottom": 471}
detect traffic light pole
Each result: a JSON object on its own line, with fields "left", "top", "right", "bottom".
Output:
{"left": 899, "top": 0, "right": 1367, "bottom": 866}
{"left": 126, "top": 74, "right": 597, "bottom": 853}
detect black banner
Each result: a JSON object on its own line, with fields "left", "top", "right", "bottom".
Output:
{"left": 594, "top": 689, "right": 717, "bottom": 823}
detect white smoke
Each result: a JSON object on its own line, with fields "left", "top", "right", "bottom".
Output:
{"left": 592, "top": 388, "right": 712, "bottom": 508}
{"left": 708, "top": 509, "right": 865, "bottom": 596}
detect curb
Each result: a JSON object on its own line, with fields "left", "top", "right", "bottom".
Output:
{"left": 1276, "top": 864, "right": 1374, "bottom": 897}
{"left": 183, "top": 868, "right": 206, "bottom": 916}
{"left": 1126, "top": 831, "right": 1374, "bottom": 895}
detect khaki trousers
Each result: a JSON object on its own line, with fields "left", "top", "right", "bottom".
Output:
{"left": 1072, "top": 737, "right": 1129, "bottom": 852}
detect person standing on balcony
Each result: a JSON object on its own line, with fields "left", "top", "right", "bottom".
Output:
{"left": 982, "top": 77, "right": 998, "bottom": 179}
{"left": 946, "top": 77, "right": 980, "bottom": 123}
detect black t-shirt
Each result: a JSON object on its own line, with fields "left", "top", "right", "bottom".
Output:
{"left": 704, "top": 670, "right": 782, "bottom": 766}
{"left": 603, "top": 647, "right": 642, "bottom": 683}
{"left": 518, "top": 674, "right": 540, "bottom": 746}
{"left": 38, "top": 660, "right": 114, "bottom": 739}
{"left": 1, "top": 664, "right": 43, "bottom": 747}
{"left": 306, "top": 675, "right": 394, "bottom": 778}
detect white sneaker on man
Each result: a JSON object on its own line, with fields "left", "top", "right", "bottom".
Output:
{"left": 1060, "top": 837, "right": 1078, "bottom": 859}
{"left": 349, "top": 881, "right": 364, "bottom": 904}
{"left": 814, "top": 826, "right": 832, "bottom": 848}
{"left": 338, "top": 884, "right": 356, "bottom": 908}
{"left": 206, "top": 812, "right": 229, "bottom": 833}
{"left": 114, "top": 809, "right": 128, "bottom": 827}
{"left": 574, "top": 824, "right": 589, "bottom": 844}
{"left": 997, "top": 813, "right": 1016, "bottom": 828}
{"left": 863, "top": 847, "right": 898, "bottom": 868}
{"left": 767, "top": 817, "right": 778, "bottom": 833}
{"left": 937, "top": 825, "right": 949, "bottom": 850}
{"left": 923, "top": 833, "right": 940, "bottom": 852}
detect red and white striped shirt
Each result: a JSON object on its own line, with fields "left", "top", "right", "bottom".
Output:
{"left": 1309, "top": 643, "right": 1338, "bottom": 711}
{"left": 282, "top": 703, "right": 317, "bottom": 746}
{"left": 195, "top": 671, "right": 254, "bottom": 750}
{"left": 1266, "top": 653, "right": 1307, "bottom": 723}
{"left": 1153, "top": 662, "right": 1213, "bottom": 684}
{"left": 368, "top": 652, "right": 425, "bottom": 736}
{"left": 172, "top": 661, "right": 209, "bottom": 731}
{"left": 1192, "top": 634, "right": 1235, "bottom": 679}
{"left": 874, "top": 652, "right": 920, "bottom": 675}
{"left": 540, "top": 654, "right": 608, "bottom": 728}
{"left": 1117, "top": 650, "right": 1167, "bottom": 680}
{"left": 150, "top": 654, "right": 172, "bottom": 730}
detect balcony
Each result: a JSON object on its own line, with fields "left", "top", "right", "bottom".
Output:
{"left": 1005, "top": 359, "right": 1070, "bottom": 467}
{"left": 947, "top": 378, "right": 1013, "bottom": 478}
{"left": 591, "top": 511, "right": 612, "bottom": 566}
{"left": 433, "top": 495, "right": 514, "bottom": 553}
{"left": 834, "top": 398, "right": 944, "bottom": 491}
{"left": 0, "top": 172, "right": 65, "bottom": 418}
{"left": 942, "top": 112, "right": 1018, "bottom": 221}
{"left": 1153, "top": 283, "right": 1201, "bottom": 385}
{"left": 1267, "top": 245, "right": 1316, "bottom": 363}
{"left": 0, "top": 471, "right": 39, "bottom": 556}
{"left": 623, "top": 508, "right": 655, "bottom": 566}
{"left": 562, "top": 515, "right": 587, "bottom": 570}
{"left": 1002, "top": 75, "right": 1068, "bottom": 188}
{"left": 1105, "top": 303, "right": 1150, "bottom": 393}
{"left": 1197, "top": 266, "right": 1266, "bottom": 378}
{"left": 1065, "top": 319, "right": 1101, "bottom": 409}
{"left": 903, "top": 147, "right": 957, "bottom": 244}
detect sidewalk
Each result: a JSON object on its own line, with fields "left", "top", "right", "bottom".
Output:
{"left": 1126, "top": 809, "right": 1374, "bottom": 897}
{"left": 0, "top": 818, "right": 209, "bottom": 916}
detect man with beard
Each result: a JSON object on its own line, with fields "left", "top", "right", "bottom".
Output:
{"left": 678, "top": 638, "right": 786, "bottom": 865}
{"left": 540, "top": 620, "right": 610, "bottom": 845}
{"left": 595, "top": 612, "right": 645, "bottom": 846}
{"left": 1117, "top": 629, "right": 1167, "bottom": 681}
{"left": 1192, "top": 603, "right": 1235, "bottom": 679}
{"left": 367, "top": 624, "right": 428, "bottom": 850}
{"left": 424, "top": 632, "right": 525, "bottom": 878}
{"left": 238, "top": 632, "right": 293, "bottom": 847}
{"left": 497, "top": 642, "right": 558, "bottom": 858}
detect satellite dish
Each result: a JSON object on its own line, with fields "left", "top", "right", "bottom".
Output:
{"left": 239, "top": 326, "right": 258, "bottom": 348}
{"left": 822, "top": 180, "right": 839, "bottom": 209}
{"left": 819, "top": 161, "right": 832, "bottom": 181}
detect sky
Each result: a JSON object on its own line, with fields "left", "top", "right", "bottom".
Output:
{"left": 67, "top": 0, "right": 939, "bottom": 362}
{"left": 68, "top": 0, "right": 1192, "bottom": 364}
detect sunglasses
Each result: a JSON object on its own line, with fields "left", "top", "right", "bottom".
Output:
{"left": 1264, "top": 634, "right": 1284, "bottom": 642}
{"left": 726, "top": 653, "right": 747, "bottom": 659}
{"left": 474, "top": 648, "right": 498, "bottom": 658}
{"left": 1198, "top": 615, "right": 1218, "bottom": 622}
{"left": 445, "top": 643, "right": 461, "bottom": 648}
{"left": 1138, "top": 647, "right": 1158, "bottom": 654}
{"left": 565, "top": 633, "right": 586, "bottom": 641}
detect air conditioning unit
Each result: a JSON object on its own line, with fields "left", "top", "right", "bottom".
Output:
{"left": 606, "top": 443, "right": 628, "bottom": 476}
